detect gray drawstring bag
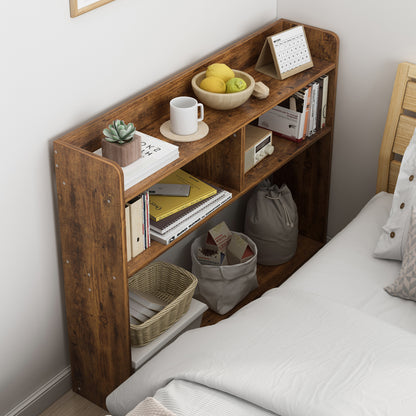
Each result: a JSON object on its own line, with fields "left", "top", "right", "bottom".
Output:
{"left": 244, "top": 180, "right": 298, "bottom": 265}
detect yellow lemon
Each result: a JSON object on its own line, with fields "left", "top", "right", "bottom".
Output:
{"left": 206, "top": 63, "right": 235, "bottom": 82}
{"left": 199, "top": 76, "right": 226, "bottom": 93}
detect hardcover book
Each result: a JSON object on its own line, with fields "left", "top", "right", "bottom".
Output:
{"left": 149, "top": 169, "right": 217, "bottom": 222}
{"left": 95, "top": 131, "right": 179, "bottom": 190}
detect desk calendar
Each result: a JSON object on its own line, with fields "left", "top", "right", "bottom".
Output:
{"left": 256, "top": 26, "right": 313, "bottom": 80}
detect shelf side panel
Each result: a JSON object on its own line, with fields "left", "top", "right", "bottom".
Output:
{"left": 54, "top": 143, "right": 131, "bottom": 407}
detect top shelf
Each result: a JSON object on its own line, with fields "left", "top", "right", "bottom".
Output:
{"left": 55, "top": 19, "right": 339, "bottom": 201}
{"left": 123, "top": 58, "right": 336, "bottom": 201}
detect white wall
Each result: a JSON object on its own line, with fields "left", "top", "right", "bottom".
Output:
{"left": 0, "top": 1, "right": 276, "bottom": 414}
{"left": 278, "top": 0, "right": 416, "bottom": 236}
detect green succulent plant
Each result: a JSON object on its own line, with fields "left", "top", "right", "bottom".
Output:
{"left": 103, "top": 120, "right": 135, "bottom": 144}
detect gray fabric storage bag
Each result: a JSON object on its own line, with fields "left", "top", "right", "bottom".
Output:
{"left": 244, "top": 180, "right": 298, "bottom": 265}
{"left": 191, "top": 232, "right": 258, "bottom": 315}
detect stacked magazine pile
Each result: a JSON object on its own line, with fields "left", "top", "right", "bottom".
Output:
{"left": 149, "top": 169, "right": 232, "bottom": 245}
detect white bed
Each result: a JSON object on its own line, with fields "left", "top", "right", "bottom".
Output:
{"left": 106, "top": 62, "right": 416, "bottom": 416}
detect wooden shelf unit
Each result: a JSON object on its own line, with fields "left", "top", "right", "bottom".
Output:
{"left": 53, "top": 19, "right": 339, "bottom": 407}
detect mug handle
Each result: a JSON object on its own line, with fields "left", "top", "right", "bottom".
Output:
{"left": 197, "top": 103, "right": 204, "bottom": 122}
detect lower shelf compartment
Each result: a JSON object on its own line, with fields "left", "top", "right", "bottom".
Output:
{"left": 131, "top": 298, "right": 208, "bottom": 370}
{"left": 201, "top": 234, "right": 324, "bottom": 326}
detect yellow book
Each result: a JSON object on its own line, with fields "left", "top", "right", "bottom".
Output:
{"left": 149, "top": 169, "right": 217, "bottom": 221}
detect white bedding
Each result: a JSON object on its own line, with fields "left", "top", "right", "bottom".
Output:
{"left": 109, "top": 287, "right": 416, "bottom": 416}
{"left": 283, "top": 192, "right": 416, "bottom": 333}
{"left": 153, "top": 379, "right": 275, "bottom": 416}
{"left": 107, "top": 192, "right": 416, "bottom": 416}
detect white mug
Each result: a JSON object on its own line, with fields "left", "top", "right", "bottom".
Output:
{"left": 170, "top": 96, "right": 204, "bottom": 136}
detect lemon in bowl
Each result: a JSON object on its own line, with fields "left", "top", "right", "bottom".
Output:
{"left": 191, "top": 69, "right": 255, "bottom": 110}
{"left": 199, "top": 76, "right": 226, "bottom": 93}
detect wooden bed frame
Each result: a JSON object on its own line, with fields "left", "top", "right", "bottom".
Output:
{"left": 377, "top": 62, "right": 416, "bottom": 193}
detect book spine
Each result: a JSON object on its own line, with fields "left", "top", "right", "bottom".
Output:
{"left": 320, "top": 75, "right": 329, "bottom": 129}
{"left": 307, "top": 82, "right": 318, "bottom": 137}
{"left": 130, "top": 195, "right": 145, "bottom": 257}
{"left": 313, "top": 81, "right": 319, "bottom": 133}
{"left": 144, "top": 191, "right": 151, "bottom": 248}
{"left": 316, "top": 77, "right": 324, "bottom": 132}
{"left": 299, "top": 86, "right": 311, "bottom": 140}
{"left": 142, "top": 193, "right": 147, "bottom": 249}
{"left": 125, "top": 204, "right": 132, "bottom": 261}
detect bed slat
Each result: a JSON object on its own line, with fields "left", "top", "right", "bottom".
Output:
{"left": 392, "top": 114, "right": 416, "bottom": 155}
{"left": 403, "top": 81, "right": 416, "bottom": 112}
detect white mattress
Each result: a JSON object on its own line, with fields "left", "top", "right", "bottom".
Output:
{"left": 282, "top": 191, "right": 416, "bottom": 334}
{"left": 107, "top": 192, "right": 416, "bottom": 416}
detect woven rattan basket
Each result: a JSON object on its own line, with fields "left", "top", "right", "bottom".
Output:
{"left": 128, "top": 261, "right": 197, "bottom": 346}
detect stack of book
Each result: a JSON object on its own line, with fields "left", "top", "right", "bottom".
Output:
{"left": 149, "top": 169, "right": 232, "bottom": 245}
{"left": 125, "top": 191, "right": 151, "bottom": 261}
{"left": 258, "top": 74, "right": 328, "bottom": 142}
{"left": 129, "top": 288, "right": 166, "bottom": 324}
{"left": 96, "top": 131, "right": 179, "bottom": 190}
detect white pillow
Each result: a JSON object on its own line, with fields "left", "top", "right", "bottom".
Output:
{"left": 385, "top": 206, "right": 416, "bottom": 302}
{"left": 374, "top": 129, "right": 416, "bottom": 260}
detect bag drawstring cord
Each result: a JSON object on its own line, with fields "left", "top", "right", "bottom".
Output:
{"left": 265, "top": 193, "right": 294, "bottom": 227}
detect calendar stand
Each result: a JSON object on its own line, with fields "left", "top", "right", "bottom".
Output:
{"left": 255, "top": 26, "right": 313, "bottom": 80}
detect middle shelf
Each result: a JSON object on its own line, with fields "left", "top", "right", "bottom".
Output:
{"left": 127, "top": 126, "right": 332, "bottom": 278}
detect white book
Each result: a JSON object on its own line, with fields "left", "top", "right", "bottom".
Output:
{"left": 129, "top": 195, "right": 145, "bottom": 257}
{"left": 125, "top": 204, "right": 132, "bottom": 261}
{"left": 259, "top": 106, "right": 302, "bottom": 140}
{"left": 150, "top": 190, "right": 232, "bottom": 245}
{"left": 129, "top": 289, "right": 165, "bottom": 311}
{"left": 143, "top": 191, "right": 151, "bottom": 249}
{"left": 307, "top": 81, "right": 319, "bottom": 137}
{"left": 320, "top": 75, "right": 329, "bottom": 129}
{"left": 95, "top": 131, "right": 179, "bottom": 190}
{"left": 259, "top": 86, "right": 310, "bottom": 142}
{"left": 129, "top": 298, "right": 157, "bottom": 318}
{"left": 129, "top": 307, "right": 148, "bottom": 323}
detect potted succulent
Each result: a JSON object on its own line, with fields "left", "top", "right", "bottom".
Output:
{"left": 102, "top": 120, "right": 141, "bottom": 167}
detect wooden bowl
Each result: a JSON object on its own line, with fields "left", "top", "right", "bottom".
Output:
{"left": 191, "top": 70, "right": 255, "bottom": 110}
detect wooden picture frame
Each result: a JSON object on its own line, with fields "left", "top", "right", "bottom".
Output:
{"left": 255, "top": 26, "right": 313, "bottom": 80}
{"left": 70, "top": 0, "right": 115, "bottom": 17}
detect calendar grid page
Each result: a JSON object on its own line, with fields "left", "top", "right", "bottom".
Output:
{"left": 271, "top": 26, "right": 312, "bottom": 74}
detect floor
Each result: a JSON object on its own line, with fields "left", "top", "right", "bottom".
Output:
{"left": 39, "top": 391, "right": 107, "bottom": 416}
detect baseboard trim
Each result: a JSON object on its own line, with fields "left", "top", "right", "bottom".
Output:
{"left": 5, "top": 367, "right": 72, "bottom": 416}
